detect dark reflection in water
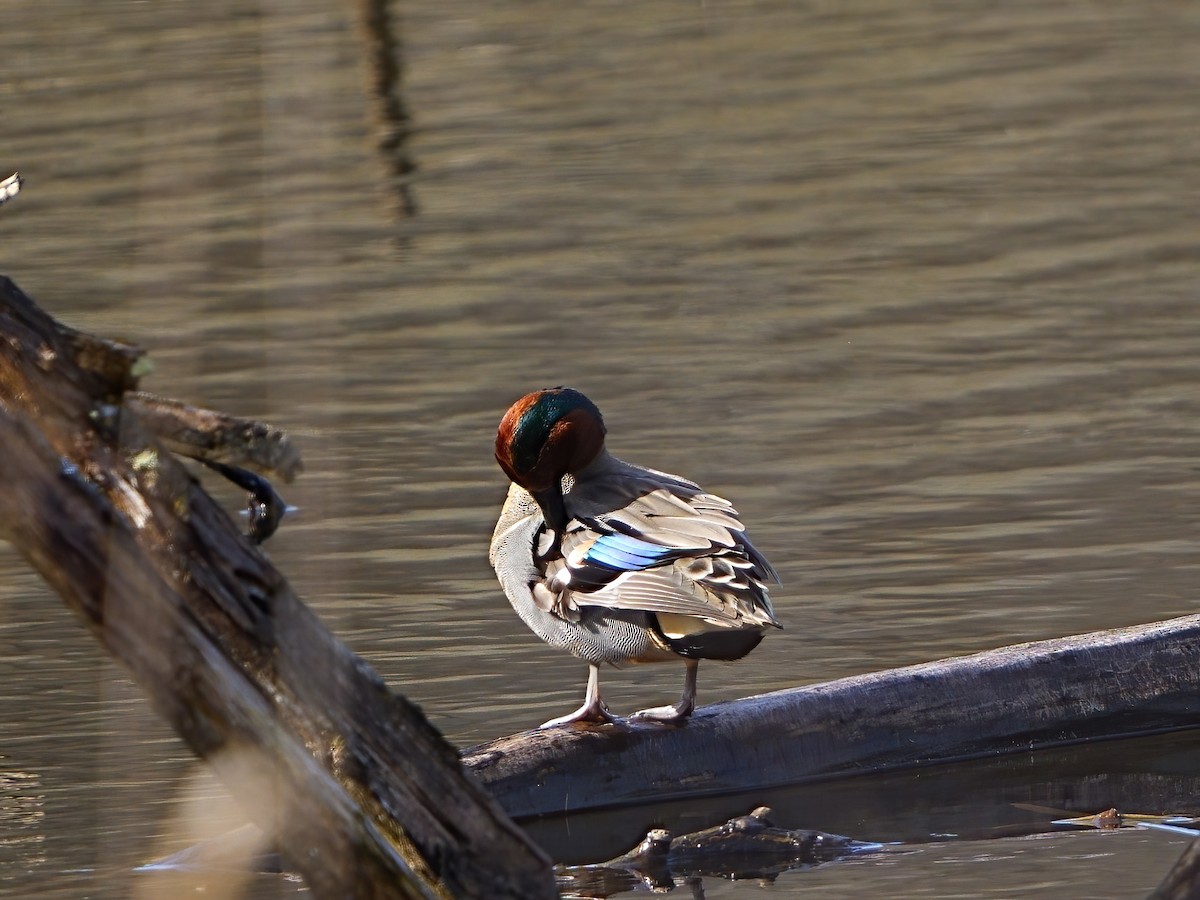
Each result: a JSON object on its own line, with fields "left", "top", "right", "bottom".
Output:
{"left": 3, "top": 0, "right": 1200, "bottom": 897}
{"left": 528, "top": 730, "right": 1200, "bottom": 865}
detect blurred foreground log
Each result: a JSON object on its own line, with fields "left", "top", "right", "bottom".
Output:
{"left": 1151, "top": 835, "right": 1200, "bottom": 900}
{"left": 0, "top": 276, "right": 555, "bottom": 900}
{"left": 466, "top": 615, "right": 1200, "bottom": 817}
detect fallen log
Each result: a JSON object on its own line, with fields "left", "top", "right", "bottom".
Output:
{"left": 464, "top": 615, "right": 1200, "bottom": 818}
{"left": 0, "top": 275, "right": 556, "bottom": 899}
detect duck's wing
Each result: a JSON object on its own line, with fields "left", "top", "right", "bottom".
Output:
{"left": 545, "top": 480, "right": 780, "bottom": 629}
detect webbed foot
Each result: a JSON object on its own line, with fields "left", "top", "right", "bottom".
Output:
{"left": 539, "top": 697, "right": 616, "bottom": 728}
{"left": 629, "top": 701, "right": 692, "bottom": 725}
{"left": 539, "top": 663, "right": 617, "bottom": 728}
{"left": 631, "top": 659, "right": 698, "bottom": 724}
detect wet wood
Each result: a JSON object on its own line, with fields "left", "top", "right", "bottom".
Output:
{"left": 152, "top": 804, "right": 876, "bottom": 895}
{"left": 128, "top": 391, "right": 303, "bottom": 483}
{"left": 465, "top": 615, "right": 1200, "bottom": 818}
{"left": 557, "top": 806, "right": 876, "bottom": 897}
{"left": 1150, "top": 836, "right": 1200, "bottom": 900}
{"left": 0, "top": 275, "right": 555, "bottom": 900}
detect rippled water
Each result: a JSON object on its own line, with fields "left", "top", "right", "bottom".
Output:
{"left": 2, "top": 1, "right": 1199, "bottom": 896}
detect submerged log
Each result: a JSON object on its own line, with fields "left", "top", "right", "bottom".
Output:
{"left": 464, "top": 614, "right": 1200, "bottom": 818}
{"left": 556, "top": 806, "right": 879, "bottom": 897}
{"left": 0, "top": 275, "right": 555, "bottom": 899}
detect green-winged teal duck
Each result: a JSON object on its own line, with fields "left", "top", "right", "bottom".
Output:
{"left": 490, "top": 387, "right": 781, "bottom": 727}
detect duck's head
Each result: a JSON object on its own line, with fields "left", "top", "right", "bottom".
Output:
{"left": 495, "top": 387, "right": 606, "bottom": 535}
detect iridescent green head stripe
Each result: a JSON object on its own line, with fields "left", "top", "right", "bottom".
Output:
{"left": 503, "top": 387, "right": 605, "bottom": 475}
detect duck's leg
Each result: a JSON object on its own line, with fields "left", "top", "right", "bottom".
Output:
{"left": 631, "top": 658, "right": 698, "bottom": 724}
{"left": 539, "top": 664, "right": 616, "bottom": 728}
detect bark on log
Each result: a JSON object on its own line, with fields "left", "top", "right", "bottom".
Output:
{"left": 0, "top": 276, "right": 556, "bottom": 900}
{"left": 127, "top": 390, "right": 303, "bottom": 482}
{"left": 1150, "top": 835, "right": 1200, "bottom": 900}
{"left": 464, "top": 615, "right": 1200, "bottom": 818}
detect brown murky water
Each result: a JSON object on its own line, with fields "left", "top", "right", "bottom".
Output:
{"left": 3, "top": 1, "right": 1200, "bottom": 896}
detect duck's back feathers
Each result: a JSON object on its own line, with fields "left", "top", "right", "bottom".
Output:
{"left": 519, "top": 452, "right": 780, "bottom": 632}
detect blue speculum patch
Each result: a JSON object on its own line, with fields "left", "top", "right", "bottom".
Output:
{"left": 582, "top": 533, "right": 673, "bottom": 571}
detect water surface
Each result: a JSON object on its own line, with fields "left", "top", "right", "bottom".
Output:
{"left": 2, "top": 1, "right": 1199, "bottom": 896}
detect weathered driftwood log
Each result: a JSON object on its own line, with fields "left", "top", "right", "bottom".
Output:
{"left": 465, "top": 614, "right": 1200, "bottom": 818}
{"left": 0, "top": 276, "right": 556, "bottom": 900}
